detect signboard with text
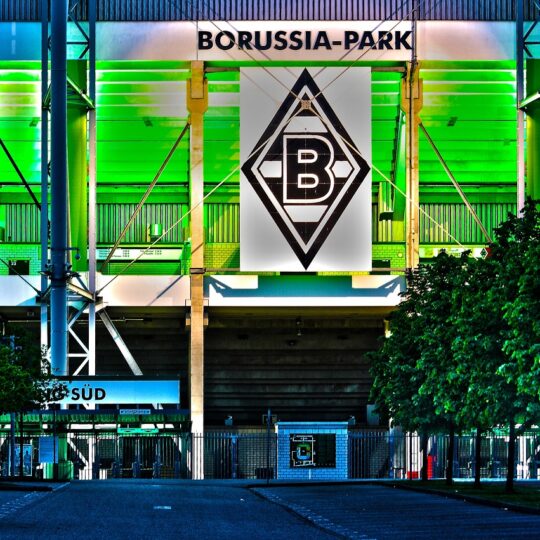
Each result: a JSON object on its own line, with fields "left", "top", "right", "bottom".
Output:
{"left": 55, "top": 380, "right": 180, "bottom": 406}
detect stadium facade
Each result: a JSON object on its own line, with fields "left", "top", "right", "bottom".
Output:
{"left": 0, "top": 1, "right": 538, "bottom": 477}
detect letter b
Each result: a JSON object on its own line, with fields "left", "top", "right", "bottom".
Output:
{"left": 198, "top": 31, "right": 213, "bottom": 50}
{"left": 283, "top": 135, "right": 334, "bottom": 204}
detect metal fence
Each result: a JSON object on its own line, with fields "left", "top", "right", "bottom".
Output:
{"left": 348, "top": 431, "right": 540, "bottom": 480}
{"left": 0, "top": 431, "right": 277, "bottom": 481}
{"left": 1, "top": 429, "right": 539, "bottom": 481}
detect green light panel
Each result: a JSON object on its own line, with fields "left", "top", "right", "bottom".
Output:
{"left": 420, "top": 61, "right": 517, "bottom": 187}
{"left": 372, "top": 70, "right": 402, "bottom": 185}
{"left": 97, "top": 61, "right": 190, "bottom": 186}
{"left": 0, "top": 60, "right": 518, "bottom": 199}
{"left": 204, "top": 70, "right": 239, "bottom": 186}
{"left": 0, "top": 63, "right": 41, "bottom": 187}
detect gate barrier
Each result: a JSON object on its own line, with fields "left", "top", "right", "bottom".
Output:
{"left": 1, "top": 426, "right": 539, "bottom": 480}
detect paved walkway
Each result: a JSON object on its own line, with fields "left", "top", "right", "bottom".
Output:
{"left": 254, "top": 484, "right": 540, "bottom": 539}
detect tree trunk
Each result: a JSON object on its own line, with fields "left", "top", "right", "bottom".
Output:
{"left": 19, "top": 411, "right": 24, "bottom": 478}
{"left": 421, "top": 433, "right": 429, "bottom": 481}
{"left": 446, "top": 427, "right": 455, "bottom": 486}
{"left": 506, "top": 420, "right": 516, "bottom": 493}
{"left": 474, "top": 428, "right": 482, "bottom": 488}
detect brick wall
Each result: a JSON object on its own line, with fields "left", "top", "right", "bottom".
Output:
{"left": 372, "top": 243, "right": 406, "bottom": 274}
{"left": 204, "top": 243, "right": 239, "bottom": 270}
{"left": 276, "top": 422, "right": 349, "bottom": 481}
{"left": 0, "top": 242, "right": 405, "bottom": 276}
{"left": 0, "top": 244, "right": 41, "bottom": 275}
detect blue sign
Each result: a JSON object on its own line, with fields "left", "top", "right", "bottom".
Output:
{"left": 56, "top": 380, "right": 180, "bottom": 405}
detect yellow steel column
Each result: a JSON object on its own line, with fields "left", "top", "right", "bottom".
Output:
{"left": 187, "top": 61, "right": 208, "bottom": 479}
{"left": 401, "top": 62, "right": 423, "bottom": 269}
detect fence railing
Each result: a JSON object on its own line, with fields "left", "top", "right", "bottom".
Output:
{"left": 1, "top": 429, "right": 539, "bottom": 481}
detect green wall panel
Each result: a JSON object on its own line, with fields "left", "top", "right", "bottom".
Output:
{"left": 0, "top": 59, "right": 520, "bottom": 273}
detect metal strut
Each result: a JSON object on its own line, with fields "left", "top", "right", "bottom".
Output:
{"left": 99, "top": 122, "right": 190, "bottom": 270}
{"left": 419, "top": 123, "right": 492, "bottom": 244}
{"left": 0, "top": 138, "right": 41, "bottom": 210}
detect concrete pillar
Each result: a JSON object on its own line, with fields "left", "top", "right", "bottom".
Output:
{"left": 67, "top": 60, "right": 88, "bottom": 273}
{"left": 391, "top": 119, "right": 407, "bottom": 242}
{"left": 401, "top": 63, "right": 423, "bottom": 269}
{"left": 526, "top": 59, "right": 540, "bottom": 201}
{"left": 187, "top": 61, "right": 208, "bottom": 479}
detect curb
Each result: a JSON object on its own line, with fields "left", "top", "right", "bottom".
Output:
{"left": 377, "top": 481, "right": 540, "bottom": 516}
{"left": 245, "top": 479, "right": 380, "bottom": 489}
{"left": 249, "top": 479, "right": 540, "bottom": 518}
{"left": 250, "top": 487, "right": 351, "bottom": 539}
{"left": 0, "top": 481, "right": 69, "bottom": 492}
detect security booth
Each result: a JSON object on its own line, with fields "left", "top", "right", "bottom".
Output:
{"left": 275, "top": 421, "right": 348, "bottom": 480}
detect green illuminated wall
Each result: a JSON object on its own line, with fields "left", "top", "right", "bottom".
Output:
{"left": 0, "top": 60, "right": 517, "bottom": 276}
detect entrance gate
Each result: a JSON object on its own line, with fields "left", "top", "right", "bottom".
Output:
{"left": 68, "top": 432, "right": 191, "bottom": 480}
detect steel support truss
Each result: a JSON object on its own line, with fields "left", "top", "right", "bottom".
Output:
{"left": 40, "top": 0, "right": 184, "bottom": 382}
{"left": 40, "top": 0, "right": 101, "bottom": 378}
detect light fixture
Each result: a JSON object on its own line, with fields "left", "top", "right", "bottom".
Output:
{"left": 296, "top": 317, "right": 302, "bottom": 337}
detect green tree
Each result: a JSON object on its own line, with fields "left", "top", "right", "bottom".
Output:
{"left": 0, "top": 333, "right": 64, "bottom": 413}
{"left": 450, "top": 255, "right": 515, "bottom": 488}
{"left": 491, "top": 200, "right": 540, "bottom": 492}
{"left": 369, "top": 255, "right": 462, "bottom": 482}
{"left": 369, "top": 201, "right": 540, "bottom": 491}
{"left": 500, "top": 201, "right": 540, "bottom": 399}
{"left": 413, "top": 252, "right": 473, "bottom": 485}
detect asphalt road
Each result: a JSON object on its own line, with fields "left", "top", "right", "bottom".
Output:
{"left": 0, "top": 480, "right": 336, "bottom": 540}
{"left": 2, "top": 481, "right": 540, "bottom": 539}
{"left": 256, "top": 484, "right": 540, "bottom": 539}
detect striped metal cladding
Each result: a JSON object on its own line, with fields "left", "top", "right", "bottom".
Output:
{"left": 5, "top": 204, "right": 40, "bottom": 242}
{"left": 1, "top": 0, "right": 40, "bottom": 21}
{"left": 1, "top": 0, "right": 535, "bottom": 21}
{"left": 205, "top": 203, "right": 239, "bottom": 243}
{"left": 102, "top": 261, "right": 183, "bottom": 274}
{"left": 372, "top": 202, "right": 394, "bottom": 242}
{"left": 2, "top": 201, "right": 518, "bottom": 244}
{"left": 418, "top": 202, "right": 517, "bottom": 244}
{"left": 96, "top": 203, "right": 187, "bottom": 244}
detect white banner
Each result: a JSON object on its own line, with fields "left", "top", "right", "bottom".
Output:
{"left": 1, "top": 22, "right": 516, "bottom": 62}
{"left": 240, "top": 67, "right": 372, "bottom": 271}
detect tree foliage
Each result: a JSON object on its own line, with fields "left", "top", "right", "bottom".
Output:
{"left": 369, "top": 199, "right": 540, "bottom": 490}
{"left": 497, "top": 200, "right": 540, "bottom": 403}
{"left": 0, "top": 332, "right": 65, "bottom": 413}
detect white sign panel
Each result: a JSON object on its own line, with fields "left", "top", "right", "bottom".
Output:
{"left": 56, "top": 380, "right": 180, "bottom": 405}
{"left": 119, "top": 408, "right": 151, "bottom": 415}
{"left": 196, "top": 21, "right": 412, "bottom": 61}
{"left": 240, "top": 67, "right": 372, "bottom": 271}
{"left": 96, "top": 248, "right": 182, "bottom": 261}
{"left": 0, "top": 22, "right": 517, "bottom": 62}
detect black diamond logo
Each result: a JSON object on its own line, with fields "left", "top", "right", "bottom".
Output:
{"left": 241, "top": 69, "right": 371, "bottom": 269}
